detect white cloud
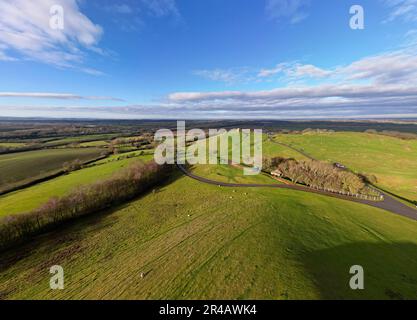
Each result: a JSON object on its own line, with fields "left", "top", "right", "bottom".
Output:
{"left": 383, "top": 0, "right": 417, "bottom": 22}
{"left": 0, "top": 0, "right": 103, "bottom": 72}
{"left": 190, "top": 37, "right": 417, "bottom": 120}
{"left": 6, "top": 97, "right": 415, "bottom": 119}
{"left": 258, "top": 62, "right": 330, "bottom": 79}
{"left": 0, "top": 50, "right": 17, "bottom": 61}
{"left": 257, "top": 46, "right": 417, "bottom": 85}
{"left": 342, "top": 51, "right": 417, "bottom": 84}
{"left": 4, "top": 78, "right": 417, "bottom": 119}
{"left": 144, "top": 0, "right": 180, "bottom": 18}
{"left": 108, "top": 4, "right": 134, "bottom": 14}
{"left": 0, "top": 92, "right": 124, "bottom": 101}
{"left": 258, "top": 63, "right": 288, "bottom": 78}
{"left": 166, "top": 46, "right": 417, "bottom": 119}
{"left": 194, "top": 62, "right": 331, "bottom": 85}
{"left": 101, "top": 0, "right": 180, "bottom": 33}
{"left": 193, "top": 68, "right": 253, "bottom": 84}
{"left": 404, "top": 29, "right": 417, "bottom": 46}
{"left": 168, "top": 84, "right": 417, "bottom": 102}
{"left": 290, "top": 64, "right": 331, "bottom": 78}
{"left": 160, "top": 81, "right": 417, "bottom": 119}
{"left": 265, "top": 0, "right": 310, "bottom": 24}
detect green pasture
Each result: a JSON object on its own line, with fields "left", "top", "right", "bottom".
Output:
{"left": 0, "top": 148, "right": 104, "bottom": 192}
{"left": 1, "top": 166, "right": 417, "bottom": 299}
{"left": 274, "top": 132, "right": 417, "bottom": 201}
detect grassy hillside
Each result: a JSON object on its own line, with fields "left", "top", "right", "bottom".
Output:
{"left": 1, "top": 166, "right": 417, "bottom": 300}
{"left": 275, "top": 132, "right": 417, "bottom": 201}
{"left": 1, "top": 131, "right": 416, "bottom": 300}
{"left": 198, "top": 131, "right": 307, "bottom": 162}
{"left": 43, "top": 134, "right": 118, "bottom": 146}
{"left": 191, "top": 163, "right": 280, "bottom": 184}
{"left": 0, "top": 143, "right": 28, "bottom": 148}
{"left": 0, "top": 152, "right": 153, "bottom": 217}
{"left": 0, "top": 148, "right": 104, "bottom": 191}
{"left": 262, "top": 136, "right": 307, "bottom": 160}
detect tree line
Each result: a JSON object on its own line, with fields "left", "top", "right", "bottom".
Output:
{"left": 0, "top": 160, "right": 174, "bottom": 251}
{"left": 364, "top": 129, "right": 417, "bottom": 140}
{"left": 263, "top": 157, "right": 378, "bottom": 197}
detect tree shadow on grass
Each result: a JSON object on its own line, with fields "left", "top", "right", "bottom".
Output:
{"left": 301, "top": 242, "right": 417, "bottom": 300}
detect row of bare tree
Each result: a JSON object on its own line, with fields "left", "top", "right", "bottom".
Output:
{"left": 263, "top": 157, "right": 377, "bottom": 196}
{"left": 62, "top": 159, "right": 83, "bottom": 172}
{"left": 0, "top": 160, "right": 174, "bottom": 251}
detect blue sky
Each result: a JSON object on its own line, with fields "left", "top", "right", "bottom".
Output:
{"left": 1, "top": 0, "right": 417, "bottom": 119}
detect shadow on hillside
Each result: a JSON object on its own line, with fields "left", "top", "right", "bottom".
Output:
{"left": 0, "top": 169, "right": 184, "bottom": 273}
{"left": 301, "top": 242, "right": 417, "bottom": 300}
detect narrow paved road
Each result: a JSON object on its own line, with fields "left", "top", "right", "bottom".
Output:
{"left": 177, "top": 164, "right": 417, "bottom": 221}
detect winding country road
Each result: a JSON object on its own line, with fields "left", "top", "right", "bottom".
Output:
{"left": 176, "top": 163, "right": 417, "bottom": 221}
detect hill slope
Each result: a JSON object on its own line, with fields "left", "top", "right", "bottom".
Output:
{"left": 1, "top": 167, "right": 417, "bottom": 300}
{"left": 0, "top": 152, "right": 153, "bottom": 217}
{"left": 275, "top": 132, "right": 417, "bottom": 201}
{"left": 0, "top": 148, "right": 104, "bottom": 193}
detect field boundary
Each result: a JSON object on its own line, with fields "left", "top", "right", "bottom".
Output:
{"left": 0, "top": 154, "right": 108, "bottom": 197}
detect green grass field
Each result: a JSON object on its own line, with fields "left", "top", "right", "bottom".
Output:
{"left": 1, "top": 131, "right": 417, "bottom": 300}
{"left": 194, "top": 131, "right": 306, "bottom": 163}
{"left": 262, "top": 136, "right": 307, "bottom": 160}
{"left": 0, "top": 152, "right": 153, "bottom": 217}
{"left": 0, "top": 143, "right": 28, "bottom": 148}
{"left": 274, "top": 132, "right": 417, "bottom": 201}
{"left": 191, "top": 163, "right": 280, "bottom": 185}
{"left": 0, "top": 148, "right": 104, "bottom": 191}
{"left": 42, "top": 134, "right": 120, "bottom": 147}
{"left": 1, "top": 166, "right": 417, "bottom": 299}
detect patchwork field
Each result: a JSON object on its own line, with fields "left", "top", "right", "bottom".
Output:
{"left": 0, "top": 148, "right": 104, "bottom": 193}
{"left": 1, "top": 124, "right": 417, "bottom": 300}
{"left": 274, "top": 132, "right": 417, "bottom": 201}
{"left": 1, "top": 168, "right": 417, "bottom": 299}
{"left": 0, "top": 143, "right": 28, "bottom": 148}
{"left": 0, "top": 152, "right": 153, "bottom": 217}
{"left": 43, "top": 134, "right": 120, "bottom": 146}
